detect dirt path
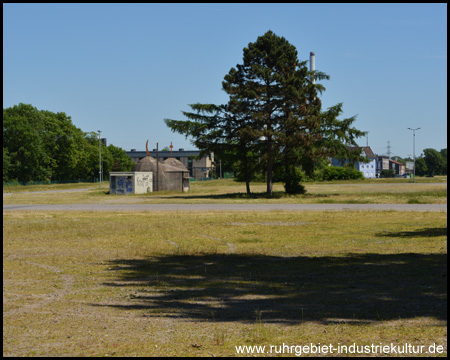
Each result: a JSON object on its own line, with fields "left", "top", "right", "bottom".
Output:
{"left": 3, "top": 259, "right": 75, "bottom": 317}
{"left": 3, "top": 187, "right": 95, "bottom": 195}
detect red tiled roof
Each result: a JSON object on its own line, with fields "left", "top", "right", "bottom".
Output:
{"left": 346, "top": 146, "right": 376, "bottom": 158}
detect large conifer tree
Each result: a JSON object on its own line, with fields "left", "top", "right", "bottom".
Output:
{"left": 166, "top": 30, "right": 366, "bottom": 195}
{"left": 222, "top": 30, "right": 328, "bottom": 195}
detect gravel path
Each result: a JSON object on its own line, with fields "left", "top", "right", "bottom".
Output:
{"left": 3, "top": 187, "right": 95, "bottom": 195}
{"left": 3, "top": 203, "right": 447, "bottom": 212}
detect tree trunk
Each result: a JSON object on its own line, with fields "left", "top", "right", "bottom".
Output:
{"left": 266, "top": 137, "right": 273, "bottom": 196}
{"left": 244, "top": 153, "right": 251, "bottom": 195}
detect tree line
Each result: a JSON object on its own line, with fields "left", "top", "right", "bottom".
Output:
{"left": 3, "top": 103, "right": 133, "bottom": 183}
{"left": 165, "top": 31, "right": 367, "bottom": 195}
{"left": 413, "top": 148, "right": 447, "bottom": 176}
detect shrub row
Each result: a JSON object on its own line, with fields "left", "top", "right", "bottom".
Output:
{"left": 321, "top": 166, "right": 365, "bottom": 181}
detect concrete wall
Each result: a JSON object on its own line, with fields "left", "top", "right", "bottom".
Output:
{"left": 182, "top": 177, "right": 190, "bottom": 192}
{"left": 134, "top": 172, "right": 153, "bottom": 194}
{"left": 109, "top": 172, "right": 153, "bottom": 195}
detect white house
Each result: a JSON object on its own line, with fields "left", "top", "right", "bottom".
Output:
{"left": 331, "top": 146, "right": 377, "bottom": 178}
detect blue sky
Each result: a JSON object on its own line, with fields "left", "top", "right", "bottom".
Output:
{"left": 3, "top": 3, "right": 447, "bottom": 158}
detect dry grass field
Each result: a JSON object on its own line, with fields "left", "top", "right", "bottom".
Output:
{"left": 3, "top": 177, "right": 447, "bottom": 205}
{"left": 3, "top": 178, "right": 447, "bottom": 356}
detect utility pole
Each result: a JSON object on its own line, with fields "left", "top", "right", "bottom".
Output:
{"left": 407, "top": 127, "right": 421, "bottom": 183}
{"left": 97, "top": 130, "right": 102, "bottom": 188}
{"left": 386, "top": 140, "right": 392, "bottom": 159}
{"left": 310, "top": 52, "right": 315, "bottom": 84}
{"left": 156, "top": 142, "right": 159, "bottom": 192}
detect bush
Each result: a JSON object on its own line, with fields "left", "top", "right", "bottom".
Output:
{"left": 380, "top": 169, "right": 395, "bottom": 178}
{"left": 322, "top": 166, "right": 365, "bottom": 181}
{"left": 308, "top": 169, "right": 324, "bottom": 182}
{"left": 283, "top": 166, "right": 307, "bottom": 194}
{"left": 284, "top": 180, "right": 306, "bottom": 194}
{"left": 273, "top": 165, "right": 306, "bottom": 182}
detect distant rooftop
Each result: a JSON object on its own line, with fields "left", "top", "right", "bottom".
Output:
{"left": 346, "top": 146, "right": 376, "bottom": 158}
{"left": 126, "top": 149, "right": 204, "bottom": 159}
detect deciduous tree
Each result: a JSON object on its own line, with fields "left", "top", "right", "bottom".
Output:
{"left": 423, "top": 148, "right": 445, "bottom": 176}
{"left": 3, "top": 103, "right": 132, "bottom": 183}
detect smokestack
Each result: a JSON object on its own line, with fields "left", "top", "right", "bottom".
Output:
{"left": 310, "top": 51, "right": 315, "bottom": 84}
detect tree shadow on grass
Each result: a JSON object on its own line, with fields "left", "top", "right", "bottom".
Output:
{"left": 154, "top": 191, "right": 285, "bottom": 200}
{"left": 97, "top": 253, "right": 447, "bottom": 325}
{"left": 377, "top": 227, "right": 447, "bottom": 238}
{"left": 153, "top": 192, "right": 333, "bottom": 200}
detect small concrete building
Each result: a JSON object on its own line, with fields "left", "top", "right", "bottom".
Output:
{"left": 127, "top": 149, "right": 214, "bottom": 179}
{"left": 109, "top": 172, "right": 153, "bottom": 195}
{"left": 131, "top": 156, "right": 190, "bottom": 192}
{"left": 163, "top": 157, "right": 191, "bottom": 192}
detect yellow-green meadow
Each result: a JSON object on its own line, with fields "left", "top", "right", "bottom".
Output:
{"left": 3, "top": 207, "right": 447, "bottom": 356}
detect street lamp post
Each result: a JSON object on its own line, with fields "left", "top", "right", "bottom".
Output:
{"left": 407, "top": 127, "right": 420, "bottom": 183}
{"left": 98, "top": 130, "right": 102, "bottom": 188}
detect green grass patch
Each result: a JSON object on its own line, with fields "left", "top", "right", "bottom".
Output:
{"left": 408, "top": 198, "right": 422, "bottom": 204}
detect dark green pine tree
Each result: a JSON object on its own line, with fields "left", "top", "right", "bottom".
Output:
{"left": 223, "top": 99, "right": 261, "bottom": 194}
{"left": 222, "top": 30, "right": 326, "bottom": 195}
{"left": 164, "top": 102, "right": 259, "bottom": 195}
{"left": 312, "top": 102, "right": 367, "bottom": 171}
{"left": 164, "top": 103, "right": 227, "bottom": 162}
{"left": 165, "top": 31, "right": 367, "bottom": 195}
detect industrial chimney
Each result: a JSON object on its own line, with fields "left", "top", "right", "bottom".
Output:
{"left": 310, "top": 52, "right": 315, "bottom": 84}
